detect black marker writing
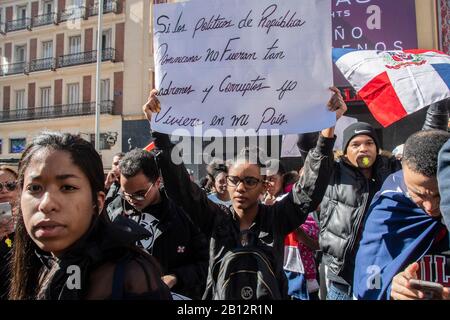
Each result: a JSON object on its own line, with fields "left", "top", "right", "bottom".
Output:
{"left": 219, "top": 75, "right": 270, "bottom": 97}
{"left": 238, "top": 10, "right": 253, "bottom": 29}
{"left": 276, "top": 80, "right": 298, "bottom": 100}
{"left": 155, "top": 106, "right": 204, "bottom": 127}
{"left": 202, "top": 85, "right": 214, "bottom": 103}
{"left": 263, "top": 39, "right": 285, "bottom": 60}
{"left": 155, "top": 12, "right": 187, "bottom": 35}
{"left": 230, "top": 114, "right": 250, "bottom": 126}
{"left": 210, "top": 115, "right": 225, "bottom": 126}
{"left": 220, "top": 37, "right": 257, "bottom": 61}
{"left": 157, "top": 43, "right": 202, "bottom": 65}
{"left": 193, "top": 14, "right": 234, "bottom": 39}
{"left": 159, "top": 72, "right": 195, "bottom": 96}
{"left": 256, "top": 107, "right": 288, "bottom": 132}
{"left": 259, "top": 4, "right": 306, "bottom": 34}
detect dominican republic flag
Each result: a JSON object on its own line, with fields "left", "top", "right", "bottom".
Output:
{"left": 333, "top": 49, "right": 450, "bottom": 127}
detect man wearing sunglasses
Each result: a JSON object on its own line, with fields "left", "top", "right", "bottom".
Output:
{"left": 106, "top": 149, "right": 209, "bottom": 300}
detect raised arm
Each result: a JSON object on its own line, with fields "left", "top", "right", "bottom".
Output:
{"left": 272, "top": 87, "right": 345, "bottom": 236}
{"left": 143, "top": 90, "right": 223, "bottom": 237}
{"left": 422, "top": 98, "right": 449, "bottom": 131}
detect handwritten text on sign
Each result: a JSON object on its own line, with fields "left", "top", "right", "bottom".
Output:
{"left": 152, "top": 0, "right": 333, "bottom": 136}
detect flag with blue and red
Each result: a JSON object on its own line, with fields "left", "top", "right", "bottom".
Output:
{"left": 333, "top": 48, "right": 450, "bottom": 127}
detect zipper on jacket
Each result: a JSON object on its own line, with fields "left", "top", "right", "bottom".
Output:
{"left": 338, "top": 176, "right": 369, "bottom": 274}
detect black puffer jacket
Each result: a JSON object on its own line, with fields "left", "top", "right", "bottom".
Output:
{"left": 319, "top": 155, "right": 401, "bottom": 280}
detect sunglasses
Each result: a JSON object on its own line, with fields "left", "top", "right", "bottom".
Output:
{"left": 122, "top": 183, "right": 155, "bottom": 202}
{"left": 0, "top": 181, "right": 17, "bottom": 192}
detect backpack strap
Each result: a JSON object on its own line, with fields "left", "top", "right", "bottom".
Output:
{"left": 111, "top": 255, "right": 131, "bottom": 300}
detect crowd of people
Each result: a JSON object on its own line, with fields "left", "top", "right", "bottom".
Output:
{"left": 0, "top": 87, "right": 449, "bottom": 300}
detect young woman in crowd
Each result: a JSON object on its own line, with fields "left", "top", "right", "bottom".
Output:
{"left": 206, "top": 161, "right": 232, "bottom": 207}
{"left": 0, "top": 166, "right": 18, "bottom": 299}
{"left": 262, "top": 159, "right": 286, "bottom": 205}
{"left": 143, "top": 88, "right": 345, "bottom": 299}
{"left": 8, "top": 132, "right": 172, "bottom": 300}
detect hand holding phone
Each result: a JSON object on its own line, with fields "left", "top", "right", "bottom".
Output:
{"left": 0, "top": 202, "right": 12, "bottom": 222}
{"left": 0, "top": 202, "right": 14, "bottom": 237}
{"left": 409, "top": 279, "right": 444, "bottom": 300}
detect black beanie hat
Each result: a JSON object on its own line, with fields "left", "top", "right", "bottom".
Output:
{"left": 342, "top": 122, "right": 380, "bottom": 154}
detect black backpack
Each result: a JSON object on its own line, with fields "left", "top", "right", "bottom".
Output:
{"left": 210, "top": 230, "right": 282, "bottom": 300}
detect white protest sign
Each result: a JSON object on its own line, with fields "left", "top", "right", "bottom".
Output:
{"left": 152, "top": 0, "right": 333, "bottom": 137}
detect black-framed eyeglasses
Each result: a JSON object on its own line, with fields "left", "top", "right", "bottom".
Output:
{"left": 122, "top": 183, "right": 155, "bottom": 202}
{"left": 226, "top": 176, "right": 264, "bottom": 189}
{"left": 0, "top": 181, "right": 17, "bottom": 192}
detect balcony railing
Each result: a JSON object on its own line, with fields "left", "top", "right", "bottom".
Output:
{"left": 0, "top": 48, "right": 115, "bottom": 77}
{"left": 5, "top": 18, "right": 31, "bottom": 32}
{"left": 0, "top": 100, "right": 114, "bottom": 123}
{"left": 32, "top": 12, "right": 57, "bottom": 27}
{"left": 2, "top": 0, "right": 118, "bottom": 34}
{"left": 89, "top": 0, "right": 119, "bottom": 16}
{"left": 59, "top": 6, "right": 87, "bottom": 22}
{"left": 58, "top": 48, "right": 115, "bottom": 68}
{"left": 2, "top": 62, "right": 27, "bottom": 76}
{"left": 29, "top": 57, "right": 56, "bottom": 72}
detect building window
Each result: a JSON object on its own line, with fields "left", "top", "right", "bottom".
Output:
{"left": 101, "top": 79, "right": 110, "bottom": 101}
{"left": 69, "top": 36, "right": 82, "bottom": 54}
{"left": 15, "top": 45, "right": 26, "bottom": 63}
{"left": 15, "top": 90, "right": 26, "bottom": 109}
{"left": 102, "top": 29, "right": 112, "bottom": 50}
{"left": 40, "top": 87, "right": 51, "bottom": 108}
{"left": 42, "top": 41, "right": 53, "bottom": 58}
{"left": 15, "top": 89, "right": 26, "bottom": 118}
{"left": 90, "top": 133, "right": 112, "bottom": 150}
{"left": 67, "top": 83, "right": 79, "bottom": 105}
{"left": 17, "top": 5, "right": 27, "bottom": 20}
{"left": 10, "top": 138, "right": 26, "bottom": 154}
{"left": 43, "top": 0, "right": 53, "bottom": 14}
{"left": 72, "top": 0, "right": 84, "bottom": 7}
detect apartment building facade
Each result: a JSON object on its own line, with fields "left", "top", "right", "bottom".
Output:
{"left": 0, "top": 0, "right": 155, "bottom": 169}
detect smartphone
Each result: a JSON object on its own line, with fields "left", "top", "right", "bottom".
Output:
{"left": 409, "top": 279, "right": 444, "bottom": 300}
{"left": 0, "top": 202, "right": 12, "bottom": 223}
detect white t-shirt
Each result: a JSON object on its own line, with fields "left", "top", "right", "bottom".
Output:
{"left": 207, "top": 193, "right": 232, "bottom": 207}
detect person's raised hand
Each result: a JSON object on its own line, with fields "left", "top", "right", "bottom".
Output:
{"left": 327, "top": 87, "right": 347, "bottom": 121}
{"left": 104, "top": 170, "right": 119, "bottom": 190}
{"left": 142, "top": 89, "right": 161, "bottom": 122}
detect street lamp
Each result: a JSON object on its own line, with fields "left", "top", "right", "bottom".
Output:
{"left": 94, "top": 0, "right": 104, "bottom": 152}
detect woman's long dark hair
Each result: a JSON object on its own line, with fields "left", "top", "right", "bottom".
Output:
{"left": 9, "top": 132, "right": 105, "bottom": 300}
